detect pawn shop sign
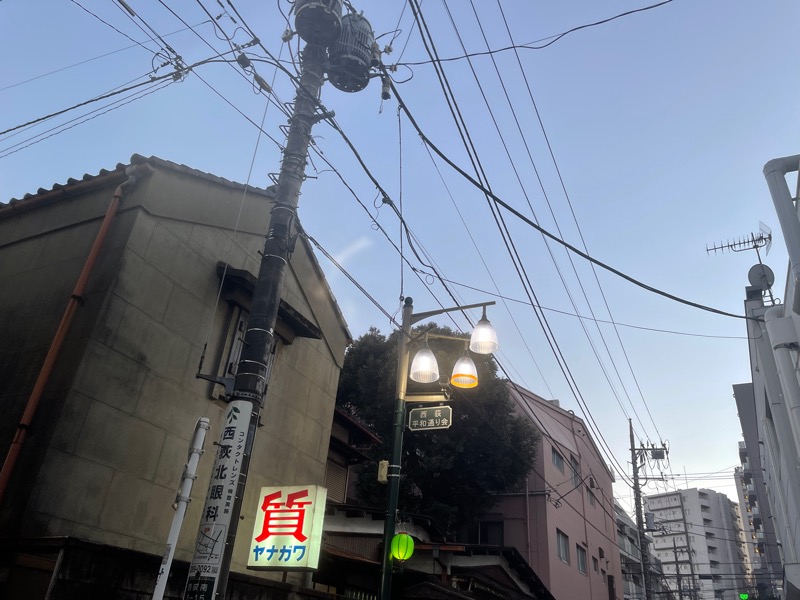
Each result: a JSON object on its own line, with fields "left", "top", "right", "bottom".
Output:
{"left": 248, "top": 485, "right": 327, "bottom": 570}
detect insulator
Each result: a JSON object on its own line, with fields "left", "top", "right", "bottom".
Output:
{"left": 328, "top": 12, "right": 375, "bottom": 93}
{"left": 294, "top": 0, "right": 342, "bottom": 46}
{"left": 236, "top": 53, "right": 251, "bottom": 69}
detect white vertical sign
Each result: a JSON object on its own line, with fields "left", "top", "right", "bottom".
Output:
{"left": 184, "top": 401, "right": 250, "bottom": 600}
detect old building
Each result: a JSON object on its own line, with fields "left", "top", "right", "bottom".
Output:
{"left": 0, "top": 155, "right": 351, "bottom": 598}
{"left": 477, "top": 383, "right": 623, "bottom": 600}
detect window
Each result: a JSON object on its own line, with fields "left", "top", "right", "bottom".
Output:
{"left": 601, "top": 569, "right": 607, "bottom": 584}
{"left": 588, "top": 489, "right": 597, "bottom": 507}
{"left": 570, "top": 456, "right": 580, "bottom": 486}
{"left": 552, "top": 447, "right": 565, "bottom": 472}
{"left": 592, "top": 557, "right": 599, "bottom": 573}
{"left": 479, "top": 521, "right": 504, "bottom": 546}
{"left": 556, "top": 529, "right": 570, "bottom": 563}
{"left": 576, "top": 545, "right": 587, "bottom": 574}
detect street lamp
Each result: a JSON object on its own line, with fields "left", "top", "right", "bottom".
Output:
{"left": 379, "top": 296, "right": 498, "bottom": 600}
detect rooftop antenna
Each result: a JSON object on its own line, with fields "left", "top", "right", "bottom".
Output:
{"left": 705, "top": 222, "right": 772, "bottom": 256}
{"left": 707, "top": 223, "right": 776, "bottom": 305}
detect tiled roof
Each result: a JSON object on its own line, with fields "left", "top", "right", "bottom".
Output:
{"left": 4, "top": 164, "right": 127, "bottom": 207}
{"left": 0, "top": 153, "right": 352, "bottom": 343}
{"left": 2, "top": 153, "right": 272, "bottom": 208}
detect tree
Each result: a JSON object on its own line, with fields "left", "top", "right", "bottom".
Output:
{"left": 336, "top": 325, "right": 539, "bottom": 536}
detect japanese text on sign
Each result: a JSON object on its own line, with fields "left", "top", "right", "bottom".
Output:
{"left": 247, "top": 485, "right": 326, "bottom": 571}
{"left": 408, "top": 406, "right": 453, "bottom": 431}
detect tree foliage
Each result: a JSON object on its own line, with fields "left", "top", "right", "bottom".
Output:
{"left": 335, "top": 325, "right": 539, "bottom": 536}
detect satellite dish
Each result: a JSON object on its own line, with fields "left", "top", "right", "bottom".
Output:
{"left": 748, "top": 264, "right": 775, "bottom": 290}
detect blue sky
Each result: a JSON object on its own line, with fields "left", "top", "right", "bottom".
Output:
{"left": 3, "top": 0, "right": 799, "bottom": 514}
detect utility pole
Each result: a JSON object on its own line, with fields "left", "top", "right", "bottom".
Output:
{"left": 630, "top": 421, "right": 670, "bottom": 600}
{"left": 673, "top": 537, "right": 684, "bottom": 600}
{"left": 183, "top": 43, "right": 328, "bottom": 600}
{"left": 630, "top": 419, "right": 652, "bottom": 600}
{"left": 183, "top": 3, "right": 380, "bottom": 596}
{"left": 677, "top": 493, "right": 698, "bottom": 600}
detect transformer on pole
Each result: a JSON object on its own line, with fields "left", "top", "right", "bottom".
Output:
{"left": 184, "top": 4, "right": 377, "bottom": 599}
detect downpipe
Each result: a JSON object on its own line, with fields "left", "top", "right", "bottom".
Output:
{"left": 763, "top": 155, "right": 800, "bottom": 314}
{"left": 0, "top": 165, "right": 147, "bottom": 506}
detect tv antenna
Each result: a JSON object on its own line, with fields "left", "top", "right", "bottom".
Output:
{"left": 707, "top": 223, "right": 777, "bottom": 305}
{"left": 706, "top": 222, "right": 772, "bottom": 257}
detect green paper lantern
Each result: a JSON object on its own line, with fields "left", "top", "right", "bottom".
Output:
{"left": 391, "top": 532, "right": 415, "bottom": 561}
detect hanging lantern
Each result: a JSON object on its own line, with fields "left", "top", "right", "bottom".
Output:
{"left": 391, "top": 532, "right": 415, "bottom": 561}
{"left": 450, "top": 354, "right": 478, "bottom": 388}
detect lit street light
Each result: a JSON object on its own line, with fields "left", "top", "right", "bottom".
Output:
{"left": 379, "top": 296, "right": 498, "bottom": 600}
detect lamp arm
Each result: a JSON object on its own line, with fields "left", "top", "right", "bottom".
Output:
{"left": 410, "top": 301, "right": 495, "bottom": 325}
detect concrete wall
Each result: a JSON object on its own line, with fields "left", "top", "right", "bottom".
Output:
{"left": 0, "top": 160, "right": 350, "bottom": 586}
{"left": 0, "top": 173, "right": 137, "bottom": 533}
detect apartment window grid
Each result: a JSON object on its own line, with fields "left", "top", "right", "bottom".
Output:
{"left": 556, "top": 529, "right": 570, "bottom": 564}
{"left": 570, "top": 455, "right": 580, "bottom": 486}
{"left": 576, "top": 544, "right": 587, "bottom": 574}
{"left": 588, "top": 489, "right": 597, "bottom": 507}
{"left": 552, "top": 447, "right": 565, "bottom": 473}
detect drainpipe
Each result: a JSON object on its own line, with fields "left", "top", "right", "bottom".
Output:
{"left": 763, "top": 306, "right": 800, "bottom": 460}
{"left": 763, "top": 154, "right": 800, "bottom": 314}
{"left": 752, "top": 308, "right": 800, "bottom": 563}
{"left": 525, "top": 476, "right": 532, "bottom": 567}
{"left": 0, "top": 164, "right": 146, "bottom": 506}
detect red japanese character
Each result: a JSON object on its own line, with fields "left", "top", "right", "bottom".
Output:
{"left": 254, "top": 489, "right": 312, "bottom": 543}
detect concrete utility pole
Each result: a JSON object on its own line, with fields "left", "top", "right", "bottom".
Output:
{"left": 630, "top": 419, "right": 653, "bottom": 600}
{"left": 677, "top": 493, "right": 698, "bottom": 600}
{"left": 630, "top": 421, "right": 671, "bottom": 600}
{"left": 183, "top": 44, "right": 328, "bottom": 600}
{"left": 673, "top": 537, "right": 684, "bottom": 600}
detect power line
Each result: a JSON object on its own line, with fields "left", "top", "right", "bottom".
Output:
{"left": 444, "top": 0, "right": 652, "bottom": 439}
{"left": 491, "top": 0, "right": 664, "bottom": 443}
{"left": 404, "top": 0, "right": 634, "bottom": 487}
{"left": 385, "top": 75, "right": 757, "bottom": 324}
{"left": 394, "top": 0, "right": 676, "bottom": 66}
{"left": 0, "top": 80, "right": 175, "bottom": 159}
{"left": 0, "top": 22, "right": 211, "bottom": 94}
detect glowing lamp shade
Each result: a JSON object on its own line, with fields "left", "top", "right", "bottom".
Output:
{"left": 450, "top": 355, "right": 478, "bottom": 388}
{"left": 391, "top": 532, "right": 415, "bottom": 561}
{"left": 469, "top": 310, "right": 499, "bottom": 354}
{"left": 409, "top": 348, "right": 439, "bottom": 383}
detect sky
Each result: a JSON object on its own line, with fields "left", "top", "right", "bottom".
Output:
{"left": 2, "top": 0, "right": 800, "bottom": 516}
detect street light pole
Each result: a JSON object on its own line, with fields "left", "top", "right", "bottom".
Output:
{"left": 379, "top": 297, "right": 496, "bottom": 600}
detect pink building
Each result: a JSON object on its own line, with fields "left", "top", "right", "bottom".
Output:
{"left": 477, "top": 383, "right": 623, "bottom": 600}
